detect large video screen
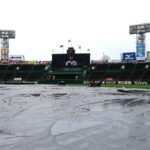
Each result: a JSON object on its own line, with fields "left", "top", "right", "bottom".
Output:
{"left": 52, "top": 54, "right": 90, "bottom": 67}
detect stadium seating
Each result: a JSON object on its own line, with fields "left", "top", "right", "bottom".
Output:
{"left": 0, "top": 64, "right": 50, "bottom": 82}
{"left": 89, "top": 62, "right": 150, "bottom": 82}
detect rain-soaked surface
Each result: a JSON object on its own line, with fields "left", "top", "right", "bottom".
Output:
{"left": 0, "top": 84, "right": 150, "bottom": 150}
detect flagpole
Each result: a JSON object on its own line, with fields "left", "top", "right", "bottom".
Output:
{"left": 68, "top": 39, "right": 72, "bottom": 47}
{"left": 52, "top": 49, "right": 55, "bottom": 53}
{"left": 87, "top": 49, "right": 90, "bottom": 52}
{"left": 78, "top": 45, "right": 81, "bottom": 53}
{"left": 60, "top": 45, "right": 64, "bottom": 53}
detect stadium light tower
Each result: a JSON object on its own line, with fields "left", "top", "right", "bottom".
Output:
{"left": 0, "top": 30, "right": 15, "bottom": 62}
{"left": 129, "top": 23, "right": 150, "bottom": 60}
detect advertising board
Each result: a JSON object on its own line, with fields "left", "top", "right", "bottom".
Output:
{"left": 136, "top": 43, "right": 145, "bottom": 60}
{"left": 9, "top": 55, "right": 25, "bottom": 63}
{"left": 147, "top": 51, "right": 150, "bottom": 61}
{"left": 121, "top": 52, "right": 136, "bottom": 61}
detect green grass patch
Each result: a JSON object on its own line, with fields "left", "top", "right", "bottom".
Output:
{"left": 66, "top": 83, "right": 150, "bottom": 89}
{"left": 101, "top": 84, "right": 150, "bottom": 89}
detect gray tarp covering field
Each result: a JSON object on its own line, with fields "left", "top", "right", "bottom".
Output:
{"left": 0, "top": 85, "right": 150, "bottom": 150}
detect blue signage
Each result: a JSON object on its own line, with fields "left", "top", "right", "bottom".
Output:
{"left": 122, "top": 52, "right": 136, "bottom": 60}
{"left": 136, "top": 43, "right": 145, "bottom": 59}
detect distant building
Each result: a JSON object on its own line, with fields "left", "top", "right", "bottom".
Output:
{"left": 101, "top": 53, "right": 111, "bottom": 62}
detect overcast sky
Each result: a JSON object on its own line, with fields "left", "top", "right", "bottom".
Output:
{"left": 0, "top": 0, "right": 150, "bottom": 61}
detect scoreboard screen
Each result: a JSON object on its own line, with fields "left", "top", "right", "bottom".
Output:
{"left": 52, "top": 54, "right": 90, "bottom": 67}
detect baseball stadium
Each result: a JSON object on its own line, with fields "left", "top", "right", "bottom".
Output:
{"left": 0, "top": 23, "right": 150, "bottom": 87}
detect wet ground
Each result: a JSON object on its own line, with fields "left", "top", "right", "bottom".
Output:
{"left": 0, "top": 85, "right": 150, "bottom": 150}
